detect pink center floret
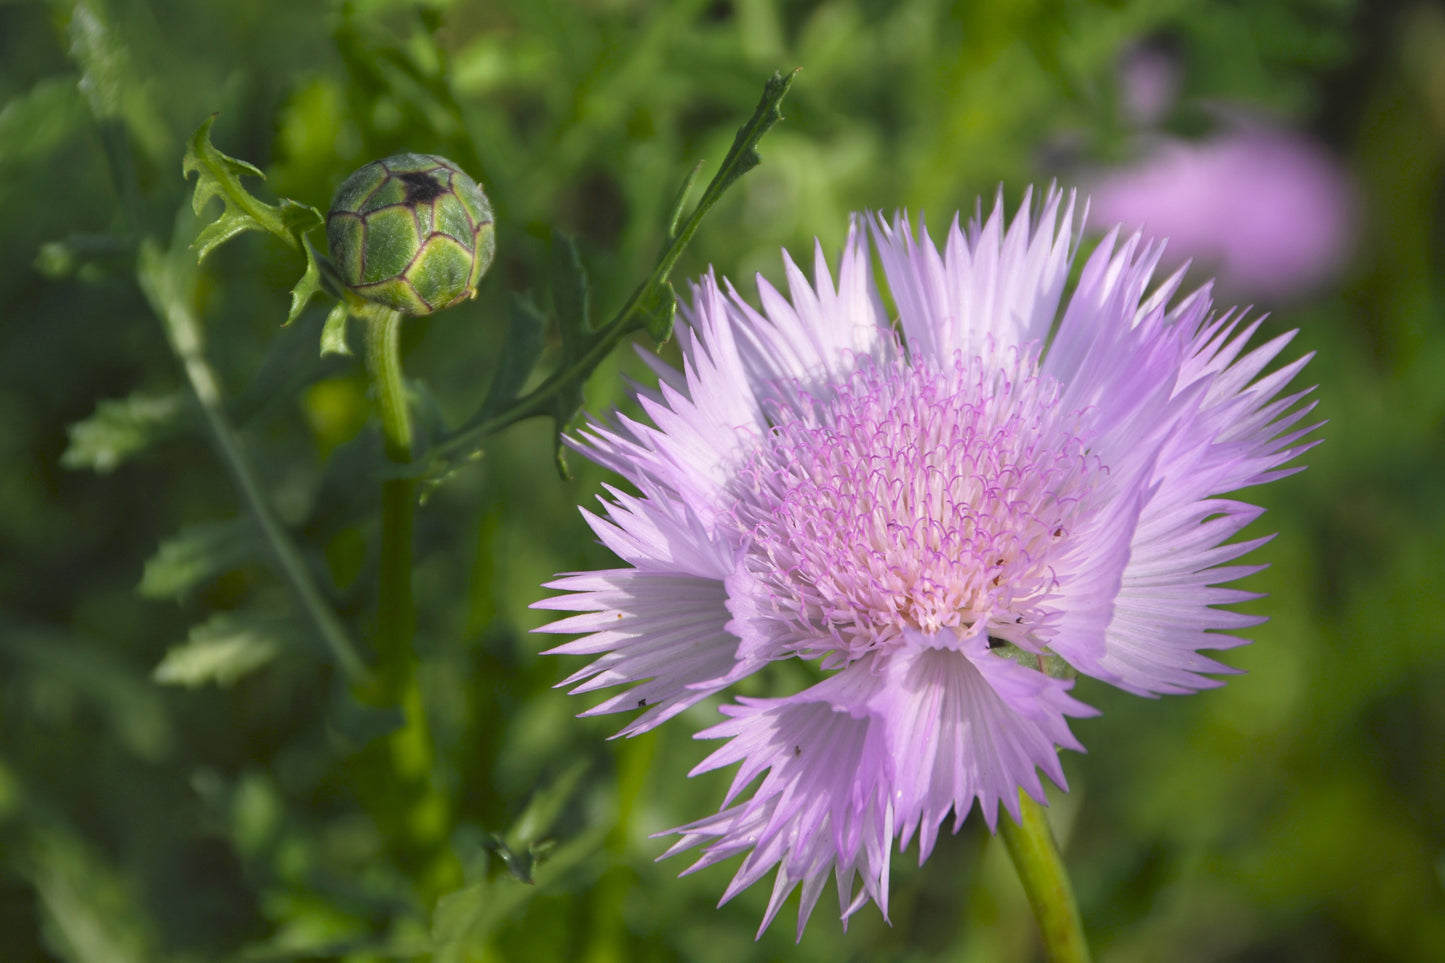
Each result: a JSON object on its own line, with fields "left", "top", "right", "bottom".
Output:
{"left": 731, "top": 344, "right": 1105, "bottom": 666}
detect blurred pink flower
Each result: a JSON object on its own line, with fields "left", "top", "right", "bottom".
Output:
{"left": 1085, "top": 121, "right": 1355, "bottom": 299}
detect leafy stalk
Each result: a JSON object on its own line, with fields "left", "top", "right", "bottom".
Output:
{"left": 430, "top": 69, "right": 799, "bottom": 472}
{"left": 137, "top": 236, "right": 370, "bottom": 686}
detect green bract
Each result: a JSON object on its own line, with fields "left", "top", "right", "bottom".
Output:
{"left": 326, "top": 154, "right": 495, "bottom": 316}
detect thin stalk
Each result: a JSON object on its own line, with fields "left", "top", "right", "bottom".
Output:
{"left": 360, "top": 306, "right": 460, "bottom": 900}
{"left": 142, "top": 243, "right": 370, "bottom": 686}
{"left": 998, "top": 790, "right": 1092, "bottom": 963}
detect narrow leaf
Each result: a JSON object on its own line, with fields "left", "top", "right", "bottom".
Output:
{"left": 152, "top": 612, "right": 287, "bottom": 688}
{"left": 550, "top": 230, "right": 593, "bottom": 354}
{"left": 665, "top": 160, "right": 705, "bottom": 240}
{"left": 139, "top": 517, "right": 261, "bottom": 600}
{"left": 62, "top": 392, "right": 191, "bottom": 473}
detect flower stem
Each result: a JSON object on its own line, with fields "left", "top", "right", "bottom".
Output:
{"left": 998, "top": 790, "right": 1092, "bottom": 963}
{"left": 360, "top": 305, "right": 460, "bottom": 900}
{"left": 140, "top": 242, "right": 370, "bottom": 687}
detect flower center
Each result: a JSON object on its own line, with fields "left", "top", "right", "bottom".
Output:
{"left": 731, "top": 346, "right": 1104, "bottom": 666}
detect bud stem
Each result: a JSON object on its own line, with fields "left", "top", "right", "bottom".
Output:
{"left": 359, "top": 304, "right": 460, "bottom": 901}
{"left": 360, "top": 304, "right": 414, "bottom": 462}
{"left": 998, "top": 790, "right": 1092, "bottom": 963}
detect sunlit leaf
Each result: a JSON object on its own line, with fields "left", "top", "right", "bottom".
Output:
{"left": 26, "top": 828, "right": 159, "bottom": 963}
{"left": 152, "top": 612, "right": 291, "bottom": 688}
{"left": 62, "top": 392, "right": 192, "bottom": 474}
{"left": 181, "top": 115, "right": 329, "bottom": 323}
{"left": 320, "top": 302, "right": 352, "bottom": 357}
{"left": 138, "top": 517, "right": 262, "bottom": 600}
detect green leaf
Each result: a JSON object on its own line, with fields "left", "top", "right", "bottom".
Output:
{"left": 0, "top": 76, "right": 88, "bottom": 176}
{"left": 0, "top": 615, "right": 172, "bottom": 762}
{"left": 62, "top": 392, "right": 191, "bottom": 474}
{"left": 685, "top": 68, "right": 797, "bottom": 222}
{"left": 138, "top": 517, "right": 262, "bottom": 600}
{"left": 432, "top": 825, "right": 608, "bottom": 960}
{"left": 181, "top": 115, "right": 328, "bottom": 322}
{"left": 320, "top": 302, "right": 352, "bottom": 356}
{"left": 639, "top": 279, "right": 678, "bottom": 344}
{"left": 480, "top": 295, "right": 548, "bottom": 417}
{"left": 424, "top": 70, "right": 798, "bottom": 490}
{"left": 665, "top": 160, "right": 706, "bottom": 240}
{"left": 550, "top": 230, "right": 592, "bottom": 345}
{"left": 286, "top": 233, "right": 327, "bottom": 326}
{"left": 25, "top": 828, "right": 160, "bottom": 963}
{"left": 506, "top": 760, "right": 589, "bottom": 853}
{"left": 152, "top": 612, "right": 290, "bottom": 688}
{"left": 551, "top": 382, "right": 584, "bottom": 480}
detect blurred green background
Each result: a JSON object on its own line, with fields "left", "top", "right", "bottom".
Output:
{"left": 2, "top": 0, "right": 1443, "bottom": 960}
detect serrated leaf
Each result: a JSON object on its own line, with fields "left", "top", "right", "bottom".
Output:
{"left": 62, "top": 392, "right": 191, "bottom": 474}
{"left": 152, "top": 612, "right": 287, "bottom": 688}
{"left": 182, "top": 115, "right": 328, "bottom": 324}
{"left": 138, "top": 517, "right": 262, "bottom": 600}
{"left": 702, "top": 68, "right": 798, "bottom": 203}
{"left": 320, "top": 302, "right": 352, "bottom": 357}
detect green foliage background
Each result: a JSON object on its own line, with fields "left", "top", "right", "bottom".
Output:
{"left": 2, "top": 0, "right": 1443, "bottom": 959}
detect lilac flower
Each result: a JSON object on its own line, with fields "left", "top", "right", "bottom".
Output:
{"left": 533, "top": 188, "right": 1317, "bottom": 937}
{"left": 1084, "top": 121, "right": 1356, "bottom": 299}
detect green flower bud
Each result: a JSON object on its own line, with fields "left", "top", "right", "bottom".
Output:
{"left": 326, "top": 154, "right": 495, "bottom": 316}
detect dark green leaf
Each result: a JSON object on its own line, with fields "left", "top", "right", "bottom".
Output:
{"left": 62, "top": 392, "right": 192, "bottom": 474}
{"left": 480, "top": 295, "right": 548, "bottom": 417}
{"left": 550, "top": 230, "right": 592, "bottom": 350}
{"left": 138, "top": 517, "right": 262, "bottom": 600}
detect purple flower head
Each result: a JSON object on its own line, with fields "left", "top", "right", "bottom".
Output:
{"left": 533, "top": 188, "right": 1318, "bottom": 937}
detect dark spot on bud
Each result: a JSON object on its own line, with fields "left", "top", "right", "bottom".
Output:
{"left": 1053, "top": 527, "right": 1064, "bottom": 538}
{"left": 794, "top": 745, "right": 802, "bottom": 756}
{"left": 637, "top": 698, "right": 647, "bottom": 707}
{"left": 399, "top": 170, "right": 448, "bottom": 205}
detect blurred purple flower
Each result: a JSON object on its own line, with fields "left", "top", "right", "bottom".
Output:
{"left": 534, "top": 189, "right": 1318, "bottom": 936}
{"left": 1086, "top": 121, "right": 1355, "bottom": 299}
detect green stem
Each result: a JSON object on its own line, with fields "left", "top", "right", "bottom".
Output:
{"left": 359, "top": 306, "right": 460, "bottom": 900}
{"left": 998, "top": 790, "right": 1092, "bottom": 963}
{"left": 141, "top": 243, "right": 370, "bottom": 686}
